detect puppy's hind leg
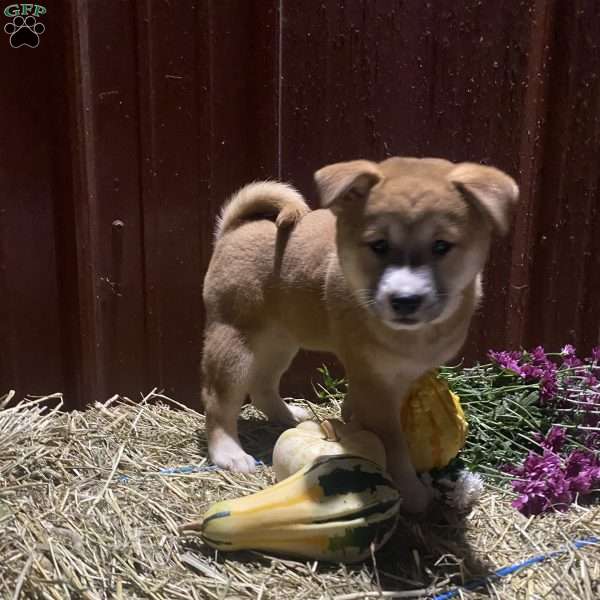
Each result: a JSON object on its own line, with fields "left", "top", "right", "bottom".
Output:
{"left": 249, "top": 333, "right": 309, "bottom": 425}
{"left": 202, "top": 324, "right": 256, "bottom": 473}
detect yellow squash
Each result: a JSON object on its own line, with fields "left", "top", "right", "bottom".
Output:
{"left": 401, "top": 370, "right": 467, "bottom": 472}
{"left": 272, "top": 419, "right": 386, "bottom": 481}
{"left": 180, "top": 454, "right": 401, "bottom": 563}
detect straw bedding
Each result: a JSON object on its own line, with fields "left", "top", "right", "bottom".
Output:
{"left": 1, "top": 390, "right": 598, "bottom": 599}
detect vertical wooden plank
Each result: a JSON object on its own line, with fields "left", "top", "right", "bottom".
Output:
{"left": 67, "top": 0, "right": 102, "bottom": 403}
{"left": 505, "top": 0, "right": 556, "bottom": 350}
{"left": 526, "top": 0, "right": 600, "bottom": 354}
{"left": 135, "top": 0, "right": 208, "bottom": 402}
{"left": 0, "top": 2, "right": 66, "bottom": 396}
{"left": 65, "top": 0, "right": 147, "bottom": 404}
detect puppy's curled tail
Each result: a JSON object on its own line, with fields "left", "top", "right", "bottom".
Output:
{"left": 215, "top": 181, "right": 310, "bottom": 241}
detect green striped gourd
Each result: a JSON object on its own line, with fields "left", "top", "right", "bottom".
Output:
{"left": 179, "top": 454, "right": 401, "bottom": 563}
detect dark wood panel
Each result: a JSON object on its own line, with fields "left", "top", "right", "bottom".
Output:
{"left": 526, "top": 0, "right": 600, "bottom": 354}
{"left": 136, "top": 0, "right": 279, "bottom": 403}
{"left": 505, "top": 0, "right": 556, "bottom": 351}
{"left": 135, "top": 0, "right": 209, "bottom": 403}
{"left": 64, "top": 0, "right": 148, "bottom": 405}
{"left": 0, "top": 3, "right": 68, "bottom": 396}
{"left": 279, "top": 0, "right": 536, "bottom": 365}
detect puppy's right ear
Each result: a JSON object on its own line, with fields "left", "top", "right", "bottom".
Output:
{"left": 314, "top": 160, "right": 382, "bottom": 213}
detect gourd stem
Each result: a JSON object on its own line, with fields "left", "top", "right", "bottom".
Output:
{"left": 320, "top": 420, "right": 339, "bottom": 442}
{"left": 178, "top": 520, "right": 204, "bottom": 533}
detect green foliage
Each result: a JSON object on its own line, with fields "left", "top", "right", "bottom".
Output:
{"left": 439, "top": 364, "right": 549, "bottom": 480}
{"left": 314, "top": 365, "right": 347, "bottom": 404}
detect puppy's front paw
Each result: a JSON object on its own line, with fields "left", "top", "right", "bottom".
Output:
{"left": 210, "top": 439, "right": 257, "bottom": 473}
{"left": 286, "top": 403, "right": 310, "bottom": 423}
{"left": 275, "top": 399, "right": 310, "bottom": 425}
{"left": 400, "top": 478, "right": 434, "bottom": 514}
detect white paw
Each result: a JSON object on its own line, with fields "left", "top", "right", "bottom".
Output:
{"left": 227, "top": 452, "right": 257, "bottom": 473}
{"left": 210, "top": 439, "right": 256, "bottom": 473}
{"left": 287, "top": 403, "right": 310, "bottom": 423}
{"left": 273, "top": 402, "right": 310, "bottom": 425}
{"left": 260, "top": 398, "right": 310, "bottom": 425}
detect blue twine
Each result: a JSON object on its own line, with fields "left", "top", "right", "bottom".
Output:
{"left": 158, "top": 459, "right": 266, "bottom": 475}
{"left": 433, "top": 536, "right": 599, "bottom": 600}
{"left": 117, "top": 459, "right": 266, "bottom": 483}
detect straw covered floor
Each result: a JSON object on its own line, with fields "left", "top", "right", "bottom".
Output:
{"left": 1, "top": 390, "right": 598, "bottom": 599}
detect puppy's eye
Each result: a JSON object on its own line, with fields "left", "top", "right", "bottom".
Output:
{"left": 432, "top": 240, "right": 454, "bottom": 257}
{"left": 368, "top": 239, "right": 389, "bottom": 255}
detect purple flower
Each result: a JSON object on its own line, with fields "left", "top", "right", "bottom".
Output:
{"left": 531, "top": 346, "right": 548, "bottom": 364}
{"left": 539, "top": 371, "right": 559, "bottom": 402}
{"left": 560, "top": 344, "right": 584, "bottom": 369}
{"left": 489, "top": 344, "right": 600, "bottom": 515}
{"left": 565, "top": 451, "right": 600, "bottom": 494}
{"left": 512, "top": 493, "right": 545, "bottom": 516}
{"left": 512, "top": 479, "right": 557, "bottom": 516}
{"left": 532, "top": 357, "right": 557, "bottom": 401}
{"left": 488, "top": 350, "right": 526, "bottom": 377}
{"left": 540, "top": 426, "right": 568, "bottom": 452}
{"left": 489, "top": 346, "right": 561, "bottom": 403}
{"left": 509, "top": 451, "right": 573, "bottom": 515}
{"left": 520, "top": 363, "right": 545, "bottom": 380}
{"left": 508, "top": 448, "right": 600, "bottom": 515}
{"left": 526, "top": 347, "right": 559, "bottom": 402}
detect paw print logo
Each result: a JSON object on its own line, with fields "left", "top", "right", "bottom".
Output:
{"left": 4, "top": 15, "right": 45, "bottom": 48}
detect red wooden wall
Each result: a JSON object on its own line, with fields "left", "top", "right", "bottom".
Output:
{"left": 1, "top": 1, "right": 599, "bottom": 408}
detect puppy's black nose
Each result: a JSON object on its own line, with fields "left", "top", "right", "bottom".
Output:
{"left": 389, "top": 294, "right": 424, "bottom": 315}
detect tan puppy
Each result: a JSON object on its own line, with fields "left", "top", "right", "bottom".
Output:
{"left": 202, "top": 157, "right": 518, "bottom": 512}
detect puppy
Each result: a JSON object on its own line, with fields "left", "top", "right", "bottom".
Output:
{"left": 201, "top": 157, "right": 518, "bottom": 512}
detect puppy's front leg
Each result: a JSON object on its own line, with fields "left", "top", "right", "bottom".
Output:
{"left": 346, "top": 376, "right": 433, "bottom": 514}
{"left": 381, "top": 427, "right": 433, "bottom": 514}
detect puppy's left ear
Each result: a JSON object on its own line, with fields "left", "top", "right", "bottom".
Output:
{"left": 449, "top": 163, "right": 519, "bottom": 235}
{"left": 314, "top": 160, "right": 383, "bottom": 214}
